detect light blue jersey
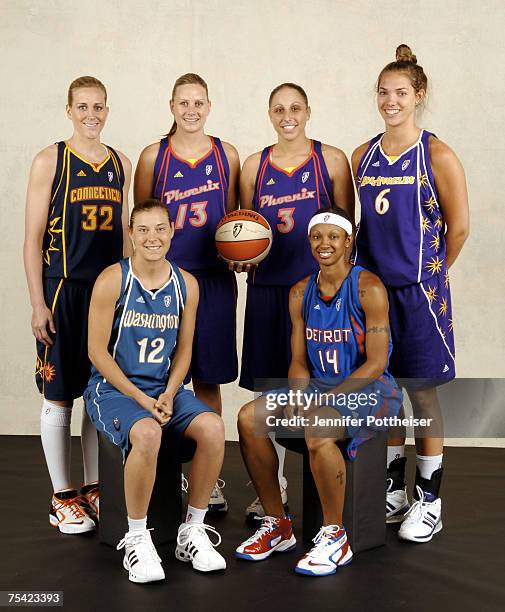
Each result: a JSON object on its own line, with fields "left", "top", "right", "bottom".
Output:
{"left": 88, "top": 258, "right": 186, "bottom": 393}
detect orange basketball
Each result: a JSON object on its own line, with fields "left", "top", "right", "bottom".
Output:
{"left": 215, "top": 210, "right": 273, "bottom": 265}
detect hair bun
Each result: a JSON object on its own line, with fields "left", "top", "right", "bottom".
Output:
{"left": 396, "top": 44, "right": 417, "bottom": 64}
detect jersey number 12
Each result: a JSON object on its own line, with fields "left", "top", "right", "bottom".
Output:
{"left": 137, "top": 337, "right": 165, "bottom": 363}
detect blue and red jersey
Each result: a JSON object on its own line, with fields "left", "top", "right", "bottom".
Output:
{"left": 152, "top": 136, "right": 229, "bottom": 272}
{"left": 353, "top": 130, "right": 446, "bottom": 287}
{"left": 250, "top": 140, "right": 334, "bottom": 287}
{"left": 43, "top": 141, "right": 125, "bottom": 282}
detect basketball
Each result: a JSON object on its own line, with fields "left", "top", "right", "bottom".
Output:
{"left": 215, "top": 210, "right": 273, "bottom": 265}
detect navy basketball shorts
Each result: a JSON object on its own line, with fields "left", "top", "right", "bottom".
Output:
{"left": 240, "top": 284, "right": 292, "bottom": 391}
{"left": 190, "top": 269, "right": 238, "bottom": 385}
{"left": 386, "top": 270, "right": 455, "bottom": 388}
{"left": 35, "top": 278, "right": 93, "bottom": 401}
{"left": 84, "top": 384, "right": 213, "bottom": 460}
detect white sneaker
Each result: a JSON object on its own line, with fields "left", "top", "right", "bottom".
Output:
{"left": 245, "top": 477, "right": 288, "bottom": 523}
{"left": 386, "top": 478, "right": 410, "bottom": 524}
{"left": 207, "top": 478, "right": 228, "bottom": 515}
{"left": 295, "top": 525, "right": 353, "bottom": 576}
{"left": 49, "top": 490, "right": 96, "bottom": 534}
{"left": 116, "top": 529, "right": 165, "bottom": 583}
{"left": 175, "top": 523, "right": 226, "bottom": 572}
{"left": 398, "top": 486, "right": 442, "bottom": 543}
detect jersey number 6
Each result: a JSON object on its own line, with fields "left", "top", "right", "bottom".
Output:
{"left": 374, "top": 188, "right": 391, "bottom": 215}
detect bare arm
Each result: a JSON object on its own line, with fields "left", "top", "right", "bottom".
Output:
{"left": 87, "top": 265, "right": 159, "bottom": 414}
{"left": 133, "top": 142, "right": 159, "bottom": 204}
{"left": 239, "top": 152, "right": 261, "bottom": 211}
{"left": 351, "top": 142, "right": 370, "bottom": 186}
{"left": 429, "top": 137, "right": 469, "bottom": 268}
{"left": 288, "top": 278, "right": 311, "bottom": 383}
{"left": 322, "top": 144, "right": 355, "bottom": 222}
{"left": 222, "top": 141, "right": 240, "bottom": 213}
{"left": 117, "top": 151, "right": 132, "bottom": 257}
{"left": 164, "top": 270, "right": 199, "bottom": 396}
{"left": 23, "top": 146, "right": 58, "bottom": 346}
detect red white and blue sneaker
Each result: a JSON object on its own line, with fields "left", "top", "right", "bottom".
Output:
{"left": 236, "top": 516, "right": 296, "bottom": 561}
{"left": 295, "top": 525, "right": 353, "bottom": 576}
{"left": 207, "top": 479, "right": 228, "bottom": 515}
{"left": 398, "top": 486, "right": 442, "bottom": 542}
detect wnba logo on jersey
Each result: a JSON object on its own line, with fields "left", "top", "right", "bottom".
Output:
{"left": 206, "top": 164, "right": 212, "bottom": 176}
{"left": 402, "top": 160, "right": 410, "bottom": 171}
{"left": 164, "top": 295, "right": 171, "bottom": 308}
{"left": 108, "top": 171, "right": 114, "bottom": 182}
{"left": 302, "top": 171, "right": 310, "bottom": 183}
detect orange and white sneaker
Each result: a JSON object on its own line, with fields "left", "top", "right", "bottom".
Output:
{"left": 235, "top": 516, "right": 296, "bottom": 561}
{"left": 49, "top": 489, "right": 96, "bottom": 534}
{"left": 80, "top": 482, "right": 99, "bottom": 523}
{"left": 295, "top": 525, "right": 353, "bottom": 576}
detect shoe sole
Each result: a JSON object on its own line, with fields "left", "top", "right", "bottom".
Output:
{"left": 386, "top": 511, "right": 409, "bottom": 524}
{"left": 123, "top": 557, "right": 165, "bottom": 583}
{"left": 235, "top": 535, "right": 297, "bottom": 561}
{"left": 295, "top": 548, "right": 353, "bottom": 576}
{"left": 49, "top": 514, "right": 95, "bottom": 534}
{"left": 398, "top": 521, "right": 443, "bottom": 542}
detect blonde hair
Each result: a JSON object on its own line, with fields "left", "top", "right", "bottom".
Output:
{"left": 168, "top": 73, "right": 209, "bottom": 136}
{"left": 67, "top": 76, "right": 107, "bottom": 106}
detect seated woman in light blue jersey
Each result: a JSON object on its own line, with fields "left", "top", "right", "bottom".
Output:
{"left": 85, "top": 199, "right": 226, "bottom": 584}
{"left": 235, "top": 206, "right": 402, "bottom": 577}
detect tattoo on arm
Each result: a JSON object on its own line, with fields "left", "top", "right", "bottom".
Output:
{"left": 336, "top": 470, "right": 344, "bottom": 485}
{"left": 366, "top": 325, "right": 390, "bottom": 334}
{"left": 293, "top": 288, "right": 306, "bottom": 298}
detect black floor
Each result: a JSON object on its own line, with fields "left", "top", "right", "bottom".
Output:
{"left": 1, "top": 437, "right": 504, "bottom": 611}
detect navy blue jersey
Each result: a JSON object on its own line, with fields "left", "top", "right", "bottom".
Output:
{"left": 43, "top": 141, "right": 125, "bottom": 282}
{"left": 250, "top": 140, "right": 334, "bottom": 287}
{"left": 353, "top": 130, "right": 446, "bottom": 287}
{"left": 152, "top": 136, "right": 229, "bottom": 272}
{"left": 302, "top": 266, "right": 394, "bottom": 386}
{"left": 88, "top": 258, "right": 186, "bottom": 393}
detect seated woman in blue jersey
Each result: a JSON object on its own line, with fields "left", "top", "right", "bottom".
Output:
{"left": 235, "top": 206, "right": 402, "bottom": 577}
{"left": 85, "top": 199, "right": 226, "bottom": 584}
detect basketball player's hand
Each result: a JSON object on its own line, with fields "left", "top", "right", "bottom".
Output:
{"left": 154, "top": 391, "right": 174, "bottom": 425}
{"left": 283, "top": 402, "right": 302, "bottom": 431}
{"left": 226, "top": 260, "right": 257, "bottom": 274}
{"left": 31, "top": 304, "right": 56, "bottom": 346}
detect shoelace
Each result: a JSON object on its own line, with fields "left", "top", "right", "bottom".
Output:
{"left": 116, "top": 529, "right": 161, "bottom": 563}
{"left": 181, "top": 474, "right": 189, "bottom": 493}
{"left": 56, "top": 497, "right": 86, "bottom": 519}
{"left": 242, "top": 517, "right": 278, "bottom": 545}
{"left": 210, "top": 479, "right": 226, "bottom": 499}
{"left": 386, "top": 477, "right": 393, "bottom": 493}
{"left": 177, "top": 523, "right": 222, "bottom": 549}
{"left": 403, "top": 486, "right": 430, "bottom": 523}
{"left": 305, "top": 525, "right": 341, "bottom": 558}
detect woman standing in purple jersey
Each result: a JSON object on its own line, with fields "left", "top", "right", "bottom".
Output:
{"left": 134, "top": 73, "right": 240, "bottom": 514}
{"left": 352, "top": 45, "right": 469, "bottom": 542}
{"left": 239, "top": 83, "right": 354, "bottom": 522}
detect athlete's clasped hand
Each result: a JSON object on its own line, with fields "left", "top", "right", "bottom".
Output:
{"left": 153, "top": 391, "right": 174, "bottom": 425}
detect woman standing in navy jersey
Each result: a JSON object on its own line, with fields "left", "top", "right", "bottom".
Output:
{"left": 352, "top": 45, "right": 469, "bottom": 542}
{"left": 239, "top": 83, "right": 354, "bottom": 521}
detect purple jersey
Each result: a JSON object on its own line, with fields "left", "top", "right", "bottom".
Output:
{"left": 153, "top": 136, "right": 229, "bottom": 271}
{"left": 354, "top": 130, "right": 446, "bottom": 287}
{"left": 250, "top": 140, "right": 334, "bottom": 286}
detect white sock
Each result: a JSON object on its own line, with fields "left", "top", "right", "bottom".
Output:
{"left": 127, "top": 516, "right": 147, "bottom": 532}
{"left": 387, "top": 445, "right": 405, "bottom": 468}
{"left": 186, "top": 504, "right": 207, "bottom": 524}
{"left": 416, "top": 454, "right": 443, "bottom": 479}
{"left": 40, "top": 400, "right": 72, "bottom": 492}
{"left": 81, "top": 407, "right": 99, "bottom": 484}
{"left": 270, "top": 434, "right": 286, "bottom": 487}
